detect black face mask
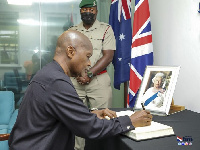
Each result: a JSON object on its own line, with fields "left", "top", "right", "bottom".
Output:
{"left": 81, "top": 12, "right": 95, "bottom": 25}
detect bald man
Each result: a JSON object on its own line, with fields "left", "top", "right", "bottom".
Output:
{"left": 9, "top": 30, "right": 152, "bottom": 150}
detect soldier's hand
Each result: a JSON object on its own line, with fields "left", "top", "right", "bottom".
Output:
{"left": 76, "top": 76, "right": 91, "bottom": 85}
{"left": 130, "top": 110, "right": 152, "bottom": 127}
{"left": 76, "top": 77, "right": 86, "bottom": 84}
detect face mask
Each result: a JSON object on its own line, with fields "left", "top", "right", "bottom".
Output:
{"left": 81, "top": 12, "right": 95, "bottom": 25}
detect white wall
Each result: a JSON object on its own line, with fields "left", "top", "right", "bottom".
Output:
{"left": 149, "top": 0, "right": 200, "bottom": 113}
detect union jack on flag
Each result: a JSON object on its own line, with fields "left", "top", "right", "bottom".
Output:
{"left": 177, "top": 136, "right": 183, "bottom": 141}
{"left": 128, "top": 0, "right": 153, "bottom": 107}
{"left": 109, "top": 0, "right": 132, "bottom": 90}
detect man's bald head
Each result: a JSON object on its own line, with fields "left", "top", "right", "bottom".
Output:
{"left": 53, "top": 30, "right": 93, "bottom": 77}
{"left": 55, "top": 30, "right": 92, "bottom": 55}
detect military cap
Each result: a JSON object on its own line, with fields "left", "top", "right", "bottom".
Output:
{"left": 79, "top": 0, "right": 97, "bottom": 8}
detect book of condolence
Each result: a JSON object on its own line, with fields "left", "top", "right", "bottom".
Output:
{"left": 116, "top": 110, "right": 174, "bottom": 141}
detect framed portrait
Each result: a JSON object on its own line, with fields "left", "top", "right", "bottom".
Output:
{"left": 134, "top": 66, "right": 181, "bottom": 116}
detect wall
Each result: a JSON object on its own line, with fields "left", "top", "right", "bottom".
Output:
{"left": 149, "top": 0, "right": 200, "bottom": 113}
{"left": 97, "top": 0, "right": 125, "bottom": 108}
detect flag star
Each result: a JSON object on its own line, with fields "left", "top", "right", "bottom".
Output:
{"left": 118, "top": 58, "right": 122, "bottom": 61}
{"left": 119, "top": 33, "right": 125, "bottom": 41}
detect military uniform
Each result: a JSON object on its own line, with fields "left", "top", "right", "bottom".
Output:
{"left": 70, "top": 1, "right": 116, "bottom": 150}
{"left": 69, "top": 20, "right": 116, "bottom": 108}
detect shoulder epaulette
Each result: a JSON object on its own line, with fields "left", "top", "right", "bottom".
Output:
{"left": 69, "top": 25, "right": 78, "bottom": 29}
{"left": 99, "top": 22, "right": 110, "bottom": 26}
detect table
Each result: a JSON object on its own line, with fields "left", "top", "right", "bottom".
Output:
{"left": 85, "top": 109, "right": 200, "bottom": 150}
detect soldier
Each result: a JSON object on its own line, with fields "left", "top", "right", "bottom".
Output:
{"left": 69, "top": 0, "right": 116, "bottom": 149}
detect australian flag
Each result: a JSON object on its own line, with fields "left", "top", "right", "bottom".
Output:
{"left": 109, "top": 0, "right": 132, "bottom": 90}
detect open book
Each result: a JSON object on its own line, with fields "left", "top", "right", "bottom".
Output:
{"left": 117, "top": 110, "right": 174, "bottom": 141}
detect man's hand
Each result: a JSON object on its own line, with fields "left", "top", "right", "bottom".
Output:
{"left": 76, "top": 76, "right": 92, "bottom": 85}
{"left": 91, "top": 108, "right": 117, "bottom": 119}
{"left": 130, "top": 110, "right": 152, "bottom": 127}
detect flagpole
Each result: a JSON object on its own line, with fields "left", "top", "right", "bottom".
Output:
{"left": 124, "top": 81, "right": 128, "bottom": 108}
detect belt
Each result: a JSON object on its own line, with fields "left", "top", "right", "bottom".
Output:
{"left": 97, "top": 70, "right": 107, "bottom": 75}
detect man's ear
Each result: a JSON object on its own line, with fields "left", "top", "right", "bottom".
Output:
{"left": 66, "top": 46, "right": 75, "bottom": 59}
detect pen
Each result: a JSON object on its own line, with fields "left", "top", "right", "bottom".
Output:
{"left": 141, "top": 103, "right": 145, "bottom": 110}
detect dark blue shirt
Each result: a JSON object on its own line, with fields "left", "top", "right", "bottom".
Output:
{"left": 9, "top": 61, "right": 134, "bottom": 150}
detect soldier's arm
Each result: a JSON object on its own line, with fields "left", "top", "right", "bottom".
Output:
{"left": 89, "top": 50, "right": 114, "bottom": 75}
{"left": 76, "top": 50, "right": 114, "bottom": 85}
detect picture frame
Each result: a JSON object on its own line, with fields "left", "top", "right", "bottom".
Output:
{"left": 134, "top": 66, "right": 181, "bottom": 116}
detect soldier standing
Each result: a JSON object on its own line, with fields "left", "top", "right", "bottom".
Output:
{"left": 69, "top": 0, "right": 116, "bottom": 149}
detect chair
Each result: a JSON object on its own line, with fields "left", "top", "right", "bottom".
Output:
{"left": 3, "top": 70, "right": 28, "bottom": 92}
{"left": 0, "top": 91, "right": 18, "bottom": 150}
{"left": 3, "top": 70, "right": 29, "bottom": 103}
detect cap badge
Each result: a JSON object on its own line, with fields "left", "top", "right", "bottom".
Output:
{"left": 93, "top": 1, "right": 96, "bottom": 6}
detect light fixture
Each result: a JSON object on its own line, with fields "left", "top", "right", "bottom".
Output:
{"left": 7, "top": 0, "right": 76, "bottom": 5}
{"left": 33, "top": 47, "right": 39, "bottom": 53}
{"left": 7, "top": 0, "right": 32, "bottom": 5}
{"left": 34, "top": 0, "right": 75, "bottom": 2}
{"left": 17, "top": 19, "right": 40, "bottom": 26}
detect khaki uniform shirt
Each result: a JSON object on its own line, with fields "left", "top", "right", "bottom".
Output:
{"left": 69, "top": 20, "right": 116, "bottom": 67}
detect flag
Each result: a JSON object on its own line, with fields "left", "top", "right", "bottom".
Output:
{"left": 70, "top": 12, "right": 74, "bottom": 26}
{"left": 177, "top": 136, "right": 183, "bottom": 142}
{"left": 128, "top": 0, "right": 153, "bottom": 107}
{"left": 63, "top": 13, "right": 74, "bottom": 31}
{"left": 109, "top": 0, "right": 132, "bottom": 90}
